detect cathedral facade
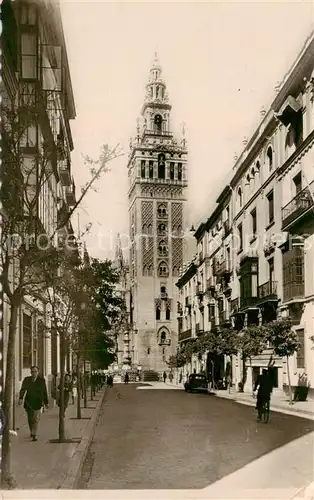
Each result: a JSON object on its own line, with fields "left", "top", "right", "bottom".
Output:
{"left": 127, "top": 55, "right": 188, "bottom": 375}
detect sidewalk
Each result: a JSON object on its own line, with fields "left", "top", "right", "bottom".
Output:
{"left": 164, "top": 381, "right": 314, "bottom": 419}
{"left": 9, "top": 387, "right": 107, "bottom": 489}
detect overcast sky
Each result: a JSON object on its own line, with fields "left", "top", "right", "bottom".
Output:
{"left": 59, "top": 0, "right": 313, "bottom": 260}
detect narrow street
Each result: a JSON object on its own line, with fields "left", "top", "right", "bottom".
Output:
{"left": 79, "top": 384, "right": 314, "bottom": 490}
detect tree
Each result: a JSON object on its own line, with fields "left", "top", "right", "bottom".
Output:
{"left": 0, "top": 87, "right": 123, "bottom": 488}
{"left": 238, "top": 325, "right": 269, "bottom": 392}
{"left": 266, "top": 318, "right": 300, "bottom": 405}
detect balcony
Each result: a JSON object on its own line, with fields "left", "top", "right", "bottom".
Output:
{"left": 196, "top": 283, "right": 204, "bottom": 296}
{"left": 159, "top": 338, "right": 171, "bottom": 346}
{"left": 58, "top": 159, "right": 71, "bottom": 186}
{"left": 219, "top": 310, "right": 231, "bottom": 325}
{"left": 257, "top": 281, "right": 278, "bottom": 303}
{"left": 144, "top": 129, "right": 173, "bottom": 137}
{"left": 213, "top": 260, "right": 232, "bottom": 277}
{"left": 223, "top": 220, "right": 231, "bottom": 237}
{"left": 196, "top": 323, "right": 204, "bottom": 336}
{"left": 230, "top": 297, "right": 239, "bottom": 313}
{"left": 179, "top": 328, "right": 192, "bottom": 342}
{"left": 282, "top": 181, "right": 314, "bottom": 231}
{"left": 185, "top": 296, "right": 192, "bottom": 307}
{"left": 240, "top": 296, "right": 259, "bottom": 309}
{"left": 206, "top": 276, "right": 215, "bottom": 292}
{"left": 283, "top": 282, "right": 305, "bottom": 303}
{"left": 177, "top": 302, "right": 183, "bottom": 316}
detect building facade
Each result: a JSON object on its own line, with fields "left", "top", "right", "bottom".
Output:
{"left": 176, "top": 31, "right": 314, "bottom": 397}
{"left": 127, "top": 54, "right": 188, "bottom": 376}
{"left": 1, "top": 0, "right": 77, "bottom": 411}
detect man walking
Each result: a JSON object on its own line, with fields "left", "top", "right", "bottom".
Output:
{"left": 18, "top": 366, "right": 48, "bottom": 441}
{"left": 253, "top": 368, "right": 273, "bottom": 421}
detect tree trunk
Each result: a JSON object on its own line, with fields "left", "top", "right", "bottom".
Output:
{"left": 76, "top": 354, "right": 81, "bottom": 419}
{"left": 240, "top": 355, "right": 247, "bottom": 392}
{"left": 58, "top": 336, "right": 66, "bottom": 442}
{"left": 286, "top": 355, "right": 293, "bottom": 405}
{"left": 90, "top": 364, "right": 93, "bottom": 401}
{"left": 1, "top": 301, "right": 19, "bottom": 489}
{"left": 83, "top": 359, "right": 87, "bottom": 408}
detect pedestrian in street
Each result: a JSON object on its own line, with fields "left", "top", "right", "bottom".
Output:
{"left": 71, "top": 373, "right": 77, "bottom": 404}
{"left": 253, "top": 368, "right": 273, "bottom": 420}
{"left": 18, "top": 366, "right": 48, "bottom": 441}
{"left": 124, "top": 372, "right": 129, "bottom": 384}
{"left": 169, "top": 372, "right": 173, "bottom": 383}
{"left": 107, "top": 375, "right": 113, "bottom": 387}
{"left": 179, "top": 372, "right": 183, "bottom": 384}
{"left": 57, "top": 374, "right": 73, "bottom": 416}
{"left": 163, "top": 371, "right": 167, "bottom": 383}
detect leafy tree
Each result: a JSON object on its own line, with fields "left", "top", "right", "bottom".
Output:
{"left": 0, "top": 86, "right": 123, "bottom": 488}
{"left": 266, "top": 318, "right": 300, "bottom": 405}
{"left": 238, "top": 325, "right": 269, "bottom": 392}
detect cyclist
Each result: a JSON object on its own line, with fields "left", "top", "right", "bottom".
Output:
{"left": 253, "top": 368, "right": 273, "bottom": 421}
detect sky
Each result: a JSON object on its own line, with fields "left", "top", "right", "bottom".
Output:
{"left": 59, "top": 0, "right": 314, "bottom": 261}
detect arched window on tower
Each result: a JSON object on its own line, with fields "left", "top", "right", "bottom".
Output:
{"left": 156, "top": 86, "right": 159, "bottom": 98}
{"left": 149, "top": 161, "right": 154, "bottom": 178}
{"left": 141, "top": 160, "right": 146, "bottom": 178}
{"left": 158, "top": 203, "right": 167, "bottom": 218}
{"left": 161, "top": 331, "right": 166, "bottom": 343}
{"left": 154, "top": 114, "right": 162, "bottom": 133}
{"left": 143, "top": 266, "right": 148, "bottom": 276}
{"left": 173, "top": 266, "right": 178, "bottom": 276}
{"left": 166, "top": 308, "right": 171, "bottom": 320}
{"left": 148, "top": 265, "right": 153, "bottom": 276}
{"left": 170, "top": 162, "right": 175, "bottom": 180}
{"left": 237, "top": 187, "right": 243, "bottom": 208}
{"left": 158, "top": 261, "right": 169, "bottom": 277}
{"left": 178, "top": 163, "right": 182, "bottom": 181}
{"left": 158, "top": 223, "right": 167, "bottom": 236}
{"left": 142, "top": 224, "right": 147, "bottom": 235}
{"left": 177, "top": 225, "right": 182, "bottom": 237}
{"left": 156, "top": 307, "right": 161, "bottom": 321}
{"left": 147, "top": 224, "right": 152, "bottom": 235}
{"left": 158, "top": 153, "right": 165, "bottom": 179}
{"left": 158, "top": 240, "right": 167, "bottom": 257}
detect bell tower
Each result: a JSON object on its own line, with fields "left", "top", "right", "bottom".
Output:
{"left": 127, "top": 53, "right": 188, "bottom": 376}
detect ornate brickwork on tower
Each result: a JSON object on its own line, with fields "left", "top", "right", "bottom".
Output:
{"left": 127, "top": 53, "right": 188, "bottom": 376}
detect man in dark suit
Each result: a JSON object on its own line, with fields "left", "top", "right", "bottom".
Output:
{"left": 18, "top": 366, "right": 49, "bottom": 441}
{"left": 253, "top": 368, "right": 273, "bottom": 420}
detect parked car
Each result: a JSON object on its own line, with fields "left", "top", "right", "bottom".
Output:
{"left": 184, "top": 374, "right": 208, "bottom": 393}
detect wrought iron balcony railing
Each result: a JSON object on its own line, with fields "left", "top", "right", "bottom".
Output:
{"left": 179, "top": 328, "right": 192, "bottom": 342}
{"left": 282, "top": 181, "right": 314, "bottom": 229}
{"left": 240, "top": 296, "right": 259, "bottom": 309}
{"left": 257, "top": 281, "right": 278, "bottom": 301}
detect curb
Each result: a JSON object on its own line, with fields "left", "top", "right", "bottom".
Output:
{"left": 59, "top": 386, "right": 108, "bottom": 489}
{"left": 215, "top": 392, "right": 314, "bottom": 420}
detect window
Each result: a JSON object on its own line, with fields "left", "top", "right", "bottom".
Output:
{"left": 178, "top": 163, "right": 182, "bottom": 181}
{"left": 156, "top": 307, "right": 161, "bottom": 320}
{"left": 268, "top": 257, "right": 274, "bottom": 284}
{"left": 267, "top": 147, "right": 273, "bottom": 171}
{"left": 147, "top": 224, "right": 152, "bottom": 235}
{"left": 21, "top": 33, "right": 37, "bottom": 79}
{"left": 282, "top": 246, "right": 304, "bottom": 302}
{"left": 20, "top": 3, "right": 37, "bottom": 24}
{"left": 158, "top": 240, "right": 167, "bottom": 256}
{"left": 296, "top": 329, "right": 305, "bottom": 368}
{"left": 141, "top": 160, "right": 146, "bottom": 178}
{"left": 173, "top": 266, "right": 178, "bottom": 276}
{"left": 226, "top": 247, "right": 231, "bottom": 270}
{"left": 293, "top": 172, "right": 302, "bottom": 195}
{"left": 158, "top": 153, "right": 165, "bottom": 179}
{"left": 158, "top": 261, "right": 169, "bottom": 277}
{"left": 166, "top": 308, "right": 171, "bottom": 320}
{"left": 142, "top": 224, "right": 147, "bottom": 234}
{"left": 158, "top": 203, "right": 167, "bottom": 218}
{"left": 267, "top": 190, "right": 274, "bottom": 224}
{"left": 154, "top": 114, "right": 162, "bottom": 133}
{"left": 23, "top": 313, "right": 32, "bottom": 369}
{"left": 149, "top": 161, "right": 154, "bottom": 178}
{"left": 147, "top": 348, "right": 151, "bottom": 355}
{"left": 238, "top": 223, "right": 243, "bottom": 251}
{"left": 161, "top": 331, "right": 166, "bottom": 342}
{"left": 251, "top": 209, "right": 257, "bottom": 238}
{"left": 170, "top": 162, "right": 175, "bottom": 180}
{"left": 158, "top": 223, "right": 167, "bottom": 235}
{"left": 239, "top": 258, "right": 259, "bottom": 308}
{"left": 238, "top": 187, "right": 243, "bottom": 208}
{"left": 143, "top": 266, "right": 148, "bottom": 276}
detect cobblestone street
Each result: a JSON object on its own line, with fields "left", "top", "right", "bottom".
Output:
{"left": 79, "top": 384, "right": 314, "bottom": 492}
